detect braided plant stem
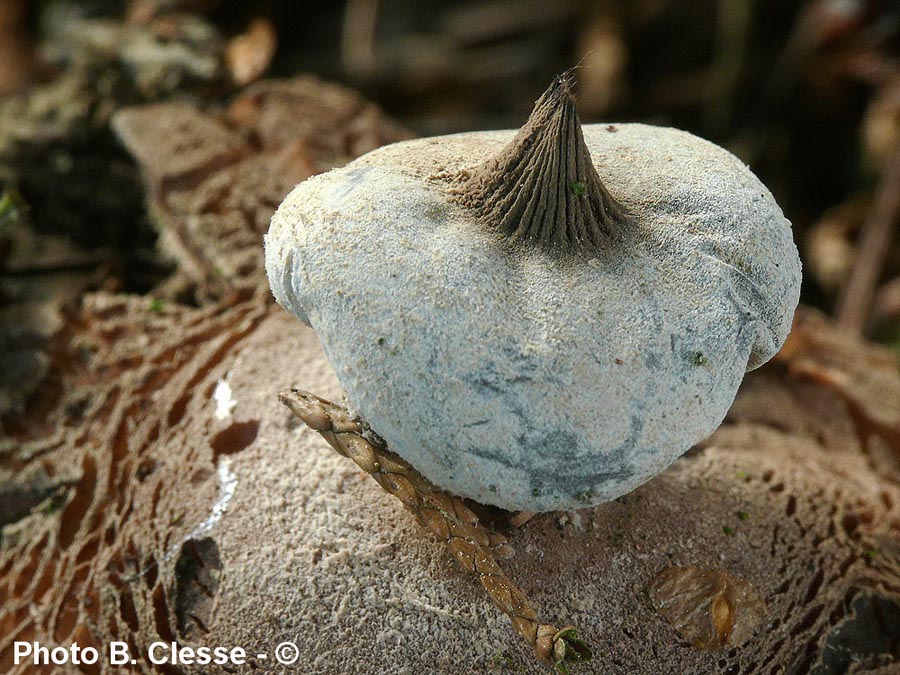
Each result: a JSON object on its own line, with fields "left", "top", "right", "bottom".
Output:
{"left": 279, "top": 389, "right": 592, "bottom": 673}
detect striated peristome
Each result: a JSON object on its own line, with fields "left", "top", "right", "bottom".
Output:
{"left": 264, "top": 74, "right": 802, "bottom": 512}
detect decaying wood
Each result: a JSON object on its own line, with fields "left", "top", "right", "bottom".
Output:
{"left": 111, "top": 75, "right": 413, "bottom": 301}
{"left": 2, "top": 288, "right": 900, "bottom": 674}
{"left": 2, "top": 67, "right": 900, "bottom": 674}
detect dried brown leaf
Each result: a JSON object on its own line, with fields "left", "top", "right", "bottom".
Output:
{"left": 648, "top": 566, "right": 768, "bottom": 650}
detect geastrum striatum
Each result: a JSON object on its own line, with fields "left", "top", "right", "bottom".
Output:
{"left": 264, "top": 72, "right": 801, "bottom": 670}
{"left": 265, "top": 72, "right": 801, "bottom": 512}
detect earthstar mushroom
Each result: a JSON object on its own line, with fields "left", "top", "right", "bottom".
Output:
{"left": 265, "top": 72, "right": 801, "bottom": 512}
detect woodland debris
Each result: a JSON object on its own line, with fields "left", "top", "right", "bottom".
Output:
{"left": 226, "top": 17, "right": 277, "bottom": 86}
{"left": 2, "top": 303, "right": 898, "bottom": 674}
{"left": 280, "top": 389, "right": 591, "bottom": 673}
{"left": 114, "top": 75, "right": 412, "bottom": 301}
{"left": 648, "top": 565, "right": 767, "bottom": 651}
{"left": 835, "top": 146, "right": 900, "bottom": 335}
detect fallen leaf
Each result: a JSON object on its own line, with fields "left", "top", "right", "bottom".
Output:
{"left": 648, "top": 566, "right": 768, "bottom": 651}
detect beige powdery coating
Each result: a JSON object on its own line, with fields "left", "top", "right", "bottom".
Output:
{"left": 264, "top": 85, "right": 801, "bottom": 512}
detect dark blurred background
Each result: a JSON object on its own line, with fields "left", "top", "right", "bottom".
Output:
{"left": 1, "top": 0, "right": 899, "bottom": 344}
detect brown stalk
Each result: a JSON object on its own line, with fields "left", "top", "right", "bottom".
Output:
{"left": 278, "top": 389, "right": 592, "bottom": 673}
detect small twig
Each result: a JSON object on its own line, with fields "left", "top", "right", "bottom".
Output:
{"left": 279, "top": 389, "right": 592, "bottom": 673}
{"left": 341, "top": 0, "right": 379, "bottom": 77}
{"left": 835, "top": 145, "right": 900, "bottom": 334}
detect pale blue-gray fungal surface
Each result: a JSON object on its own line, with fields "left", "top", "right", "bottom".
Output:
{"left": 264, "top": 76, "right": 801, "bottom": 512}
